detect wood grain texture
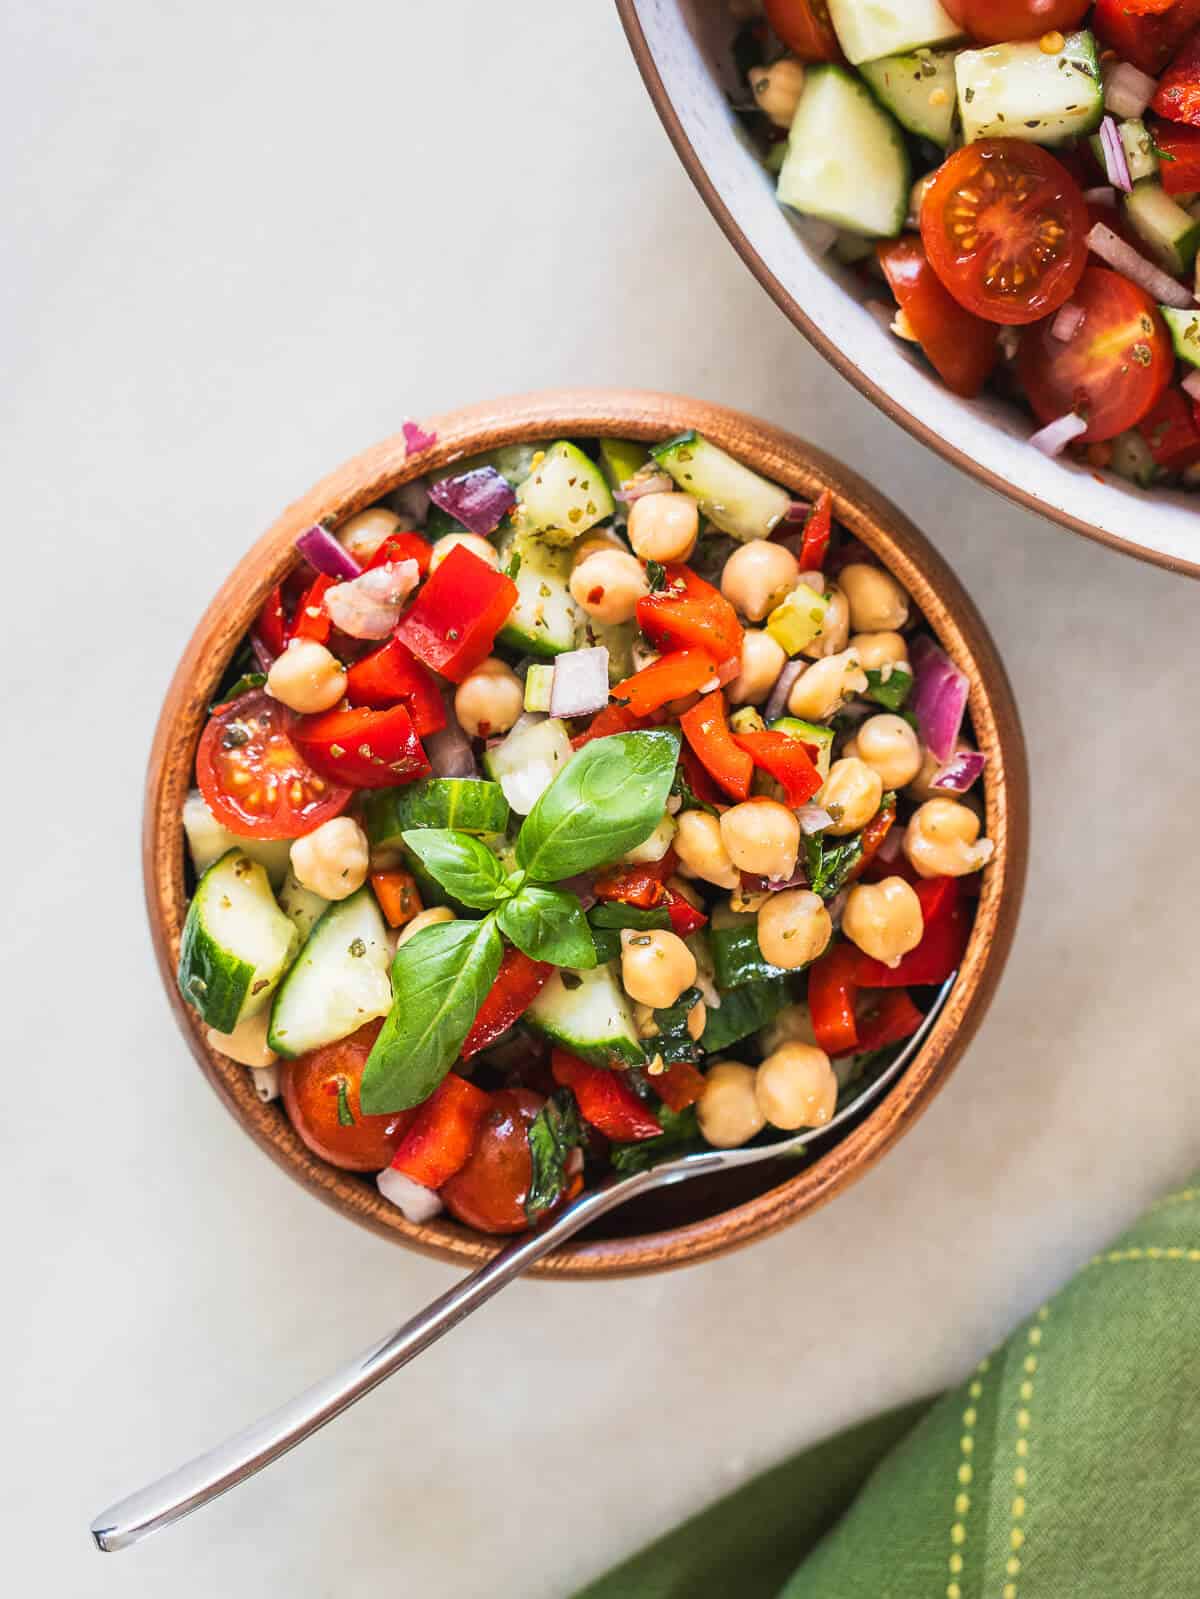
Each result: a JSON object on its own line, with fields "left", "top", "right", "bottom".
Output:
{"left": 145, "top": 390, "right": 1029, "bottom": 1278}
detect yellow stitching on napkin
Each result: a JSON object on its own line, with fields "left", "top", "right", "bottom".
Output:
{"left": 1003, "top": 1307, "right": 1048, "bottom": 1597}
{"left": 946, "top": 1359, "right": 990, "bottom": 1593}
{"left": 1150, "top": 1186, "right": 1198, "bottom": 1212}
{"left": 1090, "top": 1248, "right": 1200, "bottom": 1266}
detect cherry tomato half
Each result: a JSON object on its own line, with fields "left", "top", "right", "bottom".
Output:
{"left": 440, "top": 1088, "right": 545, "bottom": 1235}
{"left": 877, "top": 236, "right": 998, "bottom": 398}
{"left": 1017, "top": 267, "right": 1172, "bottom": 443}
{"left": 941, "top": 0, "right": 1088, "bottom": 44}
{"left": 281, "top": 1022, "right": 413, "bottom": 1172}
{"left": 196, "top": 689, "right": 352, "bottom": 839}
{"left": 764, "top": 0, "right": 841, "bottom": 61}
{"left": 921, "top": 140, "right": 1089, "bottom": 326}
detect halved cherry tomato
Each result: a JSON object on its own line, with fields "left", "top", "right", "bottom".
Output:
{"left": 292, "top": 703, "right": 430, "bottom": 789}
{"left": 1153, "top": 30, "right": 1200, "bottom": 126}
{"left": 1095, "top": 0, "right": 1200, "bottom": 77}
{"left": 877, "top": 237, "right": 999, "bottom": 398}
{"left": 637, "top": 565, "right": 743, "bottom": 664}
{"left": 440, "top": 1088, "right": 545, "bottom": 1234}
{"left": 764, "top": 0, "right": 841, "bottom": 59}
{"left": 941, "top": 0, "right": 1088, "bottom": 43}
{"left": 1018, "top": 266, "right": 1172, "bottom": 443}
{"left": 551, "top": 1049, "right": 663, "bottom": 1142}
{"left": 1138, "top": 387, "right": 1200, "bottom": 472}
{"left": 255, "top": 584, "right": 287, "bottom": 656}
{"left": 613, "top": 648, "right": 720, "bottom": 716}
{"left": 287, "top": 573, "right": 336, "bottom": 644}
{"left": 365, "top": 529, "right": 432, "bottom": 577}
{"left": 1151, "top": 119, "right": 1200, "bottom": 195}
{"left": 345, "top": 635, "right": 447, "bottom": 734}
{"left": 921, "top": 140, "right": 1089, "bottom": 326}
{"left": 280, "top": 1021, "right": 412, "bottom": 1171}
{"left": 197, "top": 689, "right": 352, "bottom": 839}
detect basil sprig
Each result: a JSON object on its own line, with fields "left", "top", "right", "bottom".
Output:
{"left": 525, "top": 1088, "right": 586, "bottom": 1223}
{"left": 361, "top": 731, "right": 680, "bottom": 1113}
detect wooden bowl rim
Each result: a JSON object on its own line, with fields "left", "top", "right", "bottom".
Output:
{"left": 144, "top": 388, "right": 1029, "bottom": 1278}
{"left": 613, "top": 0, "right": 1200, "bottom": 583}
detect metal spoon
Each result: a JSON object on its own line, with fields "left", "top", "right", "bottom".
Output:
{"left": 90, "top": 976, "right": 952, "bottom": 1553}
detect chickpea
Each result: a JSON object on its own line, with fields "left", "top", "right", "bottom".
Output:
{"left": 621, "top": 812, "right": 677, "bottom": 865}
{"left": 842, "top": 877, "right": 924, "bottom": 968}
{"left": 730, "top": 882, "right": 771, "bottom": 915}
{"left": 726, "top": 629, "right": 786, "bottom": 706}
{"left": 803, "top": 585, "right": 850, "bottom": 660}
{"left": 854, "top": 714, "right": 922, "bottom": 790}
{"left": 206, "top": 1009, "right": 277, "bottom": 1068}
{"left": 821, "top": 757, "right": 884, "bottom": 837}
{"left": 574, "top": 529, "right": 626, "bottom": 565}
{"left": 569, "top": 549, "right": 649, "bottom": 625}
{"left": 720, "top": 541, "right": 800, "bottom": 623}
{"left": 430, "top": 532, "right": 500, "bottom": 574}
{"left": 756, "top": 889, "right": 832, "bottom": 970}
{"left": 719, "top": 799, "right": 800, "bottom": 880}
{"left": 756, "top": 1043, "right": 838, "bottom": 1130}
{"left": 905, "top": 798, "right": 994, "bottom": 879}
{"left": 674, "top": 810, "right": 740, "bottom": 889}
{"left": 339, "top": 506, "right": 403, "bottom": 564}
{"left": 290, "top": 817, "right": 369, "bottom": 902}
{"left": 851, "top": 630, "right": 910, "bottom": 673}
{"left": 628, "top": 492, "right": 699, "bottom": 563}
{"left": 838, "top": 563, "right": 909, "bottom": 633}
{"left": 760, "top": 1001, "right": 818, "bottom": 1055}
{"left": 266, "top": 639, "right": 348, "bottom": 715}
{"left": 697, "top": 1061, "right": 765, "bottom": 1149}
{"left": 620, "top": 927, "right": 698, "bottom": 1010}
{"left": 749, "top": 57, "right": 806, "bottom": 128}
{"left": 787, "top": 648, "right": 867, "bottom": 722}
{"left": 686, "top": 999, "right": 707, "bottom": 1041}
{"left": 453, "top": 658, "right": 523, "bottom": 739}
{"left": 396, "top": 905, "right": 456, "bottom": 948}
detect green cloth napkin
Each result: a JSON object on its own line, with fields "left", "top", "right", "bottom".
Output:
{"left": 577, "top": 1175, "right": 1200, "bottom": 1599}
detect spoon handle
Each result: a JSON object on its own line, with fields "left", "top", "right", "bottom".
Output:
{"left": 90, "top": 1172, "right": 657, "bottom": 1553}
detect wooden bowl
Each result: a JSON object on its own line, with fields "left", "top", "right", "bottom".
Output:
{"left": 616, "top": 0, "right": 1200, "bottom": 580}
{"left": 145, "top": 389, "right": 1028, "bottom": 1278}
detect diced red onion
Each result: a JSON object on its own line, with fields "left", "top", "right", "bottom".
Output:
{"left": 1098, "top": 116, "right": 1132, "bottom": 194}
{"left": 1183, "top": 369, "right": 1200, "bottom": 403}
{"left": 377, "top": 1166, "right": 443, "bottom": 1224}
{"left": 1087, "top": 223, "right": 1195, "bottom": 310}
{"left": 910, "top": 635, "right": 969, "bottom": 764}
{"left": 295, "top": 523, "right": 364, "bottom": 581}
{"left": 549, "top": 646, "right": 610, "bottom": 718}
{"left": 796, "top": 804, "right": 833, "bottom": 835}
{"left": 425, "top": 699, "right": 477, "bottom": 777}
{"left": 715, "top": 655, "right": 741, "bottom": 689}
{"left": 765, "top": 658, "right": 807, "bottom": 723}
{"left": 1104, "top": 60, "right": 1157, "bottom": 120}
{"left": 402, "top": 420, "right": 438, "bottom": 456}
{"left": 250, "top": 1065, "right": 279, "bottom": 1103}
{"left": 427, "top": 465, "right": 516, "bottom": 536}
{"left": 876, "top": 821, "right": 902, "bottom": 864}
{"left": 250, "top": 632, "right": 276, "bottom": 674}
{"left": 613, "top": 471, "right": 674, "bottom": 503}
{"left": 1029, "top": 411, "right": 1088, "bottom": 458}
{"left": 1082, "top": 186, "right": 1116, "bottom": 207}
{"left": 782, "top": 500, "right": 813, "bottom": 522}
{"left": 1052, "top": 303, "right": 1085, "bottom": 342}
{"left": 324, "top": 560, "right": 420, "bottom": 639}
{"left": 931, "top": 748, "right": 988, "bottom": 795}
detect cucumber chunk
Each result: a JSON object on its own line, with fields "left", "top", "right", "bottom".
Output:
{"left": 860, "top": 48, "right": 958, "bottom": 147}
{"left": 576, "top": 616, "right": 636, "bottom": 683}
{"left": 268, "top": 888, "right": 392, "bottom": 1058}
{"left": 1110, "top": 429, "right": 1160, "bottom": 488}
{"left": 827, "top": 0, "right": 961, "bottom": 67}
{"left": 514, "top": 441, "right": 614, "bottom": 545}
{"left": 524, "top": 961, "right": 643, "bottom": 1068}
{"left": 524, "top": 663, "right": 555, "bottom": 712}
{"left": 769, "top": 716, "right": 836, "bottom": 781}
{"left": 766, "top": 586, "right": 831, "bottom": 655}
{"left": 597, "top": 438, "right": 649, "bottom": 493}
{"left": 178, "top": 850, "right": 299, "bottom": 1033}
{"left": 777, "top": 66, "right": 910, "bottom": 240}
{"left": 181, "top": 790, "right": 292, "bottom": 888}
{"left": 652, "top": 431, "right": 792, "bottom": 541}
{"left": 363, "top": 779, "right": 510, "bottom": 848}
{"left": 955, "top": 32, "right": 1102, "bottom": 148}
{"left": 1124, "top": 181, "right": 1200, "bottom": 275}
{"left": 495, "top": 525, "right": 582, "bottom": 656}
{"left": 278, "top": 871, "right": 328, "bottom": 942}
{"left": 1090, "top": 118, "right": 1158, "bottom": 185}
{"left": 482, "top": 716, "right": 573, "bottom": 815}
{"left": 1161, "top": 307, "right": 1200, "bottom": 370}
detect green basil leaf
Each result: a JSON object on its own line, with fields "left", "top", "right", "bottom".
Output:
{"left": 210, "top": 671, "right": 266, "bottom": 712}
{"left": 360, "top": 916, "right": 502, "bottom": 1112}
{"left": 610, "top": 1104, "right": 700, "bottom": 1175}
{"left": 498, "top": 886, "right": 597, "bottom": 970}
{"left": 670, "top": 761, "right": 719, "bottom": 819}
{"left": 400, "top": 829, "right": 511, "bottom": 910}
{"left": 525, "top": 1087, "right": 586, "bottom": 1223}
{"left": 516, "top": 730, "right": 681, "bottom": 881}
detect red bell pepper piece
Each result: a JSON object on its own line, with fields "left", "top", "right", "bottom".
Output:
{"left": 637, "top": 565, "right": 743, "bottom": 664}
{"left": 680, "top": 692, "right": 753, "bottom": 801}
{"left": 1153, "top": 30, "right": 1200, "bottom": 126}
{"left": 733, "top": 730, "right": 823, "bottom": 807}
{"left": 592, "top": 851, "right": 677, "bottom": 911}
{"left": 854, "top": 989, "right": 923, "bottom": 1054}
{"left": 846, "top": 799, "right": 898, "bottom": 885}
{"left": 853, "top": 876, "right": 970, "bottom": 988}
{"left": 345, "top": 634, "right": 447, "bottom": 734}
{"left": 807, "top": 941, "right": 860, "bottom": 1057}
{"left": 679, "top": 742, "right": 727, "bottom": 811}
{"left": 460, "top": 947, "right": 555, "bottom": 1060}
{"left": 1139, "top": 387, "right": 1200, "bottom": 472}
{"left": 876, "top": 241, "right": 999, "bottom": 400}
{"left": 613, "top": 648, "right": 720, "bottom": 717}
{"left": 396, "top": 544, "right": 518, "bottom": 684}
{"left": 1151, "top": 119, "right": 1200, "bottom": 195}
{"left": 389, "top": 1073, "right": 491, "bottom": 1189}
{"left": 292, "top": 703, "right": 430, "bottom": 789}
{"left": 797, "top": 488, "right": 834, "bottom": 571}
{"left": 370, "top": 868, "right": 422, "bottom": 928}
{"left": 1094, "top": 0, "right": 1200, "bottom": 76}
{"left": 652, "top": 1055, "right": 707, "bottom": 1112}
{"left": 551, "top": 1049, "right": 663, "bottom": 1142}
{"left": 665, "top": 887, "right": 707, "bottom": 938}
{"left": 572, "top": 702, "right": 661, "bottom": 748}
{"left": 366, "top": 529, "right": 432, "bottom": 577}
{"left": 288, "top": 573, "right": 336, "bottom": 645}
{"left": 256, "top": 583, "right": 287, "bottom": 656}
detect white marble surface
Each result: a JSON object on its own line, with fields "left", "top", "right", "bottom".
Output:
{"left": 4, "top": 2, "right": 1199, "bottom": 1594}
